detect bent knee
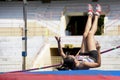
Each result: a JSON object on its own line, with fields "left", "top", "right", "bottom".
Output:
{"left": 87, "top": 31, "right": 94, "bottom": 38}
{"left": 83, "top": 32, "right": 88, "bottom": 38}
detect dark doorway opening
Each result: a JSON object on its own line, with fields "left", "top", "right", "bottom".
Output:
{"left": 66, "top": 15, "right": 105, "bottom": 36}
{"left": 66, "top": 16, "right": 87, "bottom": 36}
{"left": 50, "top": 48, "right": 80, "bottom": 56}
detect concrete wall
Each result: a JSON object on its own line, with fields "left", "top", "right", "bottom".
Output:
{"left": 32, "top": 44, "right": 52, "bottom": 71}
{"left": 1, "top": 1, "right": 120, "bottom": 36}
{"left": 0, "top": 36, "right": 45, "bottom": 72}
{"left": 0, "top": 37, "right": 22, "bottom": 72}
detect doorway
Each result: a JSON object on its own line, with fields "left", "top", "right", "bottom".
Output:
{"left": 65, "top": 15, "right": 105, "bottom": 36}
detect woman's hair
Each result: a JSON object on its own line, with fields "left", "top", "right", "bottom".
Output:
{"left": 63, "top": 56, "right": 76, "bottom": 70}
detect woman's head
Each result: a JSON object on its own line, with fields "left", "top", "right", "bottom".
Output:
{"left": 63, "top": 55, "right": 76, "bottom": 70}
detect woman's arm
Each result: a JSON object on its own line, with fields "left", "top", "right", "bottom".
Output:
{"left": 96, "top": 42, "right": 101, "bottom": 67}
{"left": 55, "top": 36, "right": 66, "bottom": 58}
{"left": 83, "top": 61, "right": 100, "bottom": 68}
{"left": 75, "top": 49, "right": 81, "bottom": 56}
{"left": 83, "top": 42, "right": 101, "bottom": 68}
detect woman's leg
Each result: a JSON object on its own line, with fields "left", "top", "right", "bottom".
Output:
{"left": 80, "top": 4, "right": 93, "bottom": 53}
{"left": 87, "top": 4, "right": 101, "bottom": 51}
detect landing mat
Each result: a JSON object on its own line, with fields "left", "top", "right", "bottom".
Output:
{"left": 0, "top": 70, "right": 120, "bottom": 80}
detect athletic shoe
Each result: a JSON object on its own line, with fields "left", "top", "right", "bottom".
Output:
{"left": 95, "top": 4, "right": 102, "bottom": 16}
{"left": 88, "top": 4, "right": 93, "bottom": 15}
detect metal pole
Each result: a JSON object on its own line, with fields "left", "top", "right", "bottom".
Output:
{"left": 22, "top": 0, "right": 27, "bottom": 70}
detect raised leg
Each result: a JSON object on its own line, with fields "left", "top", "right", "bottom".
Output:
{"left": 80, "top": 4, "right": 93, "bottom": 53}
{"left": 87, "top": 4, "right": 101, "bottom": 51}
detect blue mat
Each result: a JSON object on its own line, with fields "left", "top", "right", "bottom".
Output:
{"left": 27, "top": 70, "right": 120, "bottom": 76}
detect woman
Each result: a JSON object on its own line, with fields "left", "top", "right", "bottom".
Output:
{"left": 55, "top": 4, "right": 101, "bottom": 70}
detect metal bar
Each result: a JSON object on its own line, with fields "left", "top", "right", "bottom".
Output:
{"left": 101, "top": 45, "right": 120, "bottom": 54}
{"left": 22, "top": 0, "right": 27, "bottom": 70}
{"left": 5, "top": 63, "right": 62, "bottom": 73}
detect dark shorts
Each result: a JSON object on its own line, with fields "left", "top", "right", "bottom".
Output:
{"left": 89, "top": 50, "right": 98, "bottom": 62}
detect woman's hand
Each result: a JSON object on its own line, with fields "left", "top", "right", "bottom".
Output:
{"left": 96, "top": 41, "right": 101, "bottom": 50}
{"left": 55, "top": 36, "right": 61, "bottom": 42}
